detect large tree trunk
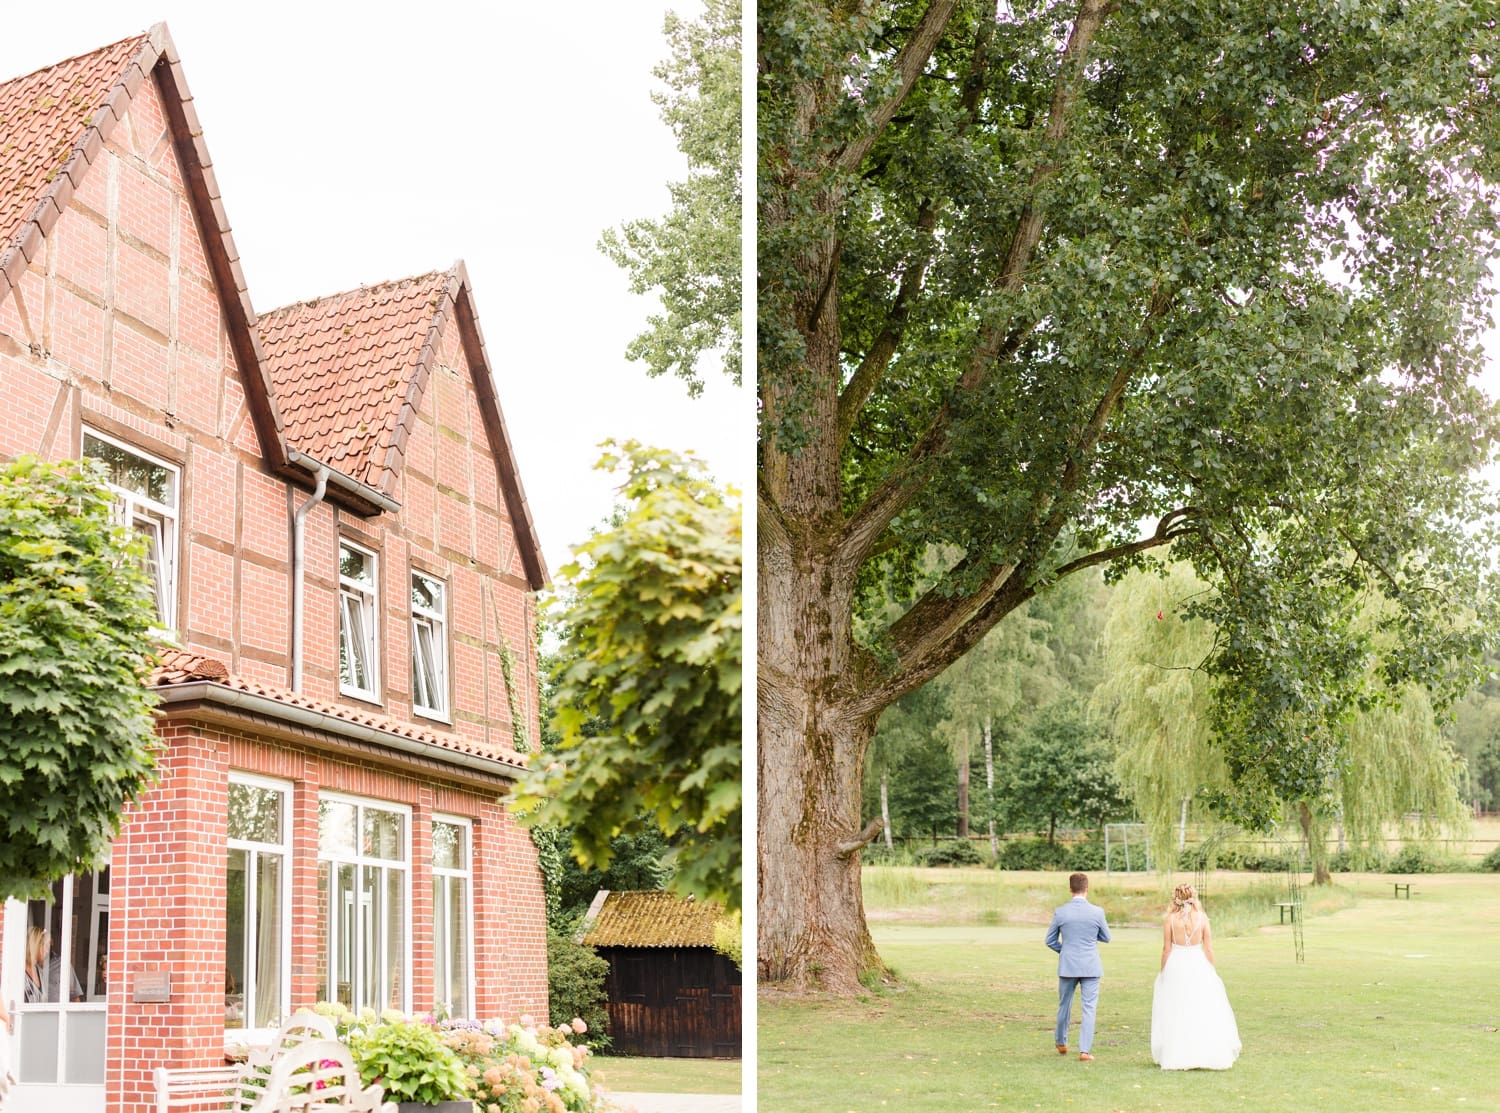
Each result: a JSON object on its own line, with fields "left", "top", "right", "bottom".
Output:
{"left": 880, "top": 771, "right": 893, "bottom": 850}
{"left": 759, "top": 675, "right": 884, "bottom": 992}
{"left": 984, "top": 716, "right": 997, "bottom": 857}
{"left": 956, "top": 746, "right": 970, "bottom": 838}
{"left": 759, "top": 507, "right": 887, "bottom": 992}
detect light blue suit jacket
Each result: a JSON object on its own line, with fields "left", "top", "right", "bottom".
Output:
{"left": 1045, "top": 895, "right": 1111, "bottom": 977}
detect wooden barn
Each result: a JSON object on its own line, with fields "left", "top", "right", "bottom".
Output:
{"left": 579, "top": 890, "right": 741, "bottom": 1059}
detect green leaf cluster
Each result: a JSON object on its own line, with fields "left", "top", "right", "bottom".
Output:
{"left": 601, "top": 0, "right": 742, "bottom": 392}
{"left": 0, "top": 456, "right": 161, "bottom": 900}
{"left": 545, "top": 931, "right": 612, "bottom": 1051}
{"left": 511, "top": 443, "right": 742, "bottom": 911}
{"left": 347, "top": 1019, "right": 471, "bottom": 1105}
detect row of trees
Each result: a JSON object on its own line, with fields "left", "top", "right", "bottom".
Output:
{"left": 868, "top": 559, "right": 1481, "bottom": 887}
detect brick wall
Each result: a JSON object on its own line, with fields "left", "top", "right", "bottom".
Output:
{"left": 96, "top": 719, "right": 548, "bottom": 1113}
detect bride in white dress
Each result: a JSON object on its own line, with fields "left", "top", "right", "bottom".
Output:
{"left": 1151, "top": 882, "right": 1241, "bottom": 1070}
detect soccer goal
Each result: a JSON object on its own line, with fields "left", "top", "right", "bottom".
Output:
{"left": 1104, "top": 822, "right": 1153, "bottom": 873}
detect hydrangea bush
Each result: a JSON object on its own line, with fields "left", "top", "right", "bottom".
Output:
{"left": 302, "top": 1004, "right": 618, "bottom": 1113}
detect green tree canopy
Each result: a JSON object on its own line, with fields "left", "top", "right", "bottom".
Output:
{"left": 0, "top": 456, "right": 161, "bottom": 900}
{"left": 866, "top": 680, "right": 959, "bottom": 840}
{"left": 600, "top": 0, "right": 742, "bottom": 392}
{"left": 1098, "top": 564, "right": 1470, "bottom": 876}
{"left": 511, "top": 443, "right": 742, "bottom": 911}
{"left": 759, "top": 0, "right": 1500, "bottom": 991}
{"left": 998, "top": 700, "right": 1129, "bottom": 843}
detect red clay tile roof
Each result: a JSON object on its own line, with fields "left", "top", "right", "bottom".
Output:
{"left": 258, "top": 265, "right": 548, "bottom": 588}
{"left": 150, "top": 647, "right": 529, "bottom": 774}
{"left": 259, "top": 272, "right": 451, "bottom": 491}
{"left": 0, "top": 34, "right": 144, "bottom": 254}
{"left": 0, "top": 32, "right": 154, "bottom": 298}
{"left": 580, "top": 891, "right": 725, "bottom": 949}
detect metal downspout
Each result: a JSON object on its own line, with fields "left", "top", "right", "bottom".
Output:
{"left": 291, "top": 466, "right": 329, "bottom": 692}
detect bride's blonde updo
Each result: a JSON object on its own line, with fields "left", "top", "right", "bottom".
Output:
{"left": 1169, "top": 882, "right": 1200, "bottom": 915}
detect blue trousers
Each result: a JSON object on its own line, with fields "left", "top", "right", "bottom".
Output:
{"left": 1055, "top": 976, "right": 1100, "bottom": 1052}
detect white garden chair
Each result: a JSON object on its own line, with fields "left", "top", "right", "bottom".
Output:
{"left": 244, "top": 1038, "right": 393, "bottom": 1113}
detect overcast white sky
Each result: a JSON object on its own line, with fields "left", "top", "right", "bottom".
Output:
{"left": 0, "top": 1, "right": 746, "bottom": 580}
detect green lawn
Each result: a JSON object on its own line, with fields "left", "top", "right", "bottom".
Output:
{"left": 760, "top": 870, "right": 1500, "bottom": 1111}
{"left": 589, "top": 1054, "right": 742, "bottom": 1094}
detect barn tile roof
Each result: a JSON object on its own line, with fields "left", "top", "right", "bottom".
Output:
{"left": 579, "top": 890, "right": 725, "bottom": 949}
{"left": 259, "top": 272, "right": 450, "bottom": 492}
{"left": 150, "top": 647, "right": 529, "bottom": 774}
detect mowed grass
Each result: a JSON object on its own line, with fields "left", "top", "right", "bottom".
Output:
{"left": 760, "top": 870, "right": 1500, "bottom": 1112}
{"left": 589, "top": 1054, "right": 742, "bottom": 1094}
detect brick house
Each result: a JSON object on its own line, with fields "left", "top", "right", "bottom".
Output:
{"left": 0, "top": 25, "right": 550, "bottom": 1113}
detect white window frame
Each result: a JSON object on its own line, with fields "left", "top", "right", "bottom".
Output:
{"left": 226, "top": 773, "right": 293, "bottom": 1040}
{"left": 316, "top": 793, "right": 411, "bottom": 1014}
{"left": 82, "top": 427, "right": 179, "bottom": 631}
{"left": 430, "top": 815, "right": 475, "bottom": 1017}
{"left": 338, "top": 540, "right": 381, "bottom": 702}
{"left": 410, "top": 571, "right": 449, "bottom": 721}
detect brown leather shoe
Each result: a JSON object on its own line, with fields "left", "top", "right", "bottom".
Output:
{"left": 1079, "top": 1052, "right": 1094, "bottom": 1062}
{"left": 1055, "top": 1043, "right": 1068, "bottom": 1055}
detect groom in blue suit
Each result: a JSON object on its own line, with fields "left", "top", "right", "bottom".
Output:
{"left": 1045, "top": 872, "right": 1111, "bottom": 1061}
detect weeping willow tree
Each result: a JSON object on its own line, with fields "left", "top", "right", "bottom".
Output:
{"left": 1325, "top": 684, "right": 1469, "bottom": 867}
{"left": 1098, "top": 563, "right": 1469, "bottom": 882}
{"left": 1094, "top": 565, "right": 1231, "bottom": 868}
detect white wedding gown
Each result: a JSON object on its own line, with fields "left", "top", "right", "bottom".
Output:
{"left": 1151, "top": 940, "right": 1241, "bottom": 1070}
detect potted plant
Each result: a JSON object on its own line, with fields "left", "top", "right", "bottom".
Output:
{"left": 348, "top": 1017, "right": 474, "bottom": 1113}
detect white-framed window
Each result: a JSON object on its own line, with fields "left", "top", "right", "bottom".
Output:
{"left": 82, "top": 428, "right": 179, "bottom": 629}
{"left": 430, "top": 817, "right": 473, "bottom": 1018}
{"left": 339, "top": 540, "right": 380, "bottom": 701}
{"left": 226, "top": 774, "right": 292, "bottom": 1033}
{"left": 316, "top": 794, "right": 410, "bottom": 1013}
{"left": 410, "top": 572, "right": 449, "bottom": 720}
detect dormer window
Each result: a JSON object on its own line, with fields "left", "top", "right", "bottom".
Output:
{"left": 410, "top": 572, "right": 448, "bottom": 720}
{"left": 83, "top": 429, "right": 178, "bottom": 630}
{"left": 338, "top": 540, "right": 380, "bottom": 701}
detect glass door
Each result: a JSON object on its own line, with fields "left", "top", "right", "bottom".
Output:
{"left": 3, "top": 866, "right": 110, "bottom": 1113}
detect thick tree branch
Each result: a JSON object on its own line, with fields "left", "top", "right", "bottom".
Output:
{"left": 1044, "top": 508, "right": 1200, "bottom": 582}
{"left": 835, "top": 0, "right": 1112, "bottom": 566}
{"left": 836, "top": 0, "right": 962, "bottom": 175}
{"left": 837, "top": 21, "right": 995, "bottom": 441}
{"left": 838, "top": 321, "right": 1034, "bottom": 566}
{"left": 870, "top": 288, "right": 1174, "bottom": 675}
{"left": 836, "top": 817, "right": 886, "bottom": 857}
{"left": 855, "top": 509, "right": 1198, "bottom": 715}
{"left": 836, "top": 201, "right": 938, "bottom": 441}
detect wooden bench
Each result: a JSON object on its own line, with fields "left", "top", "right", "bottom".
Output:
{"left": 1393, "top": 882, "right": 1412, "bottom": 899}
{"left": 1275, "top": 901, "right": 1301, "bottom": 924}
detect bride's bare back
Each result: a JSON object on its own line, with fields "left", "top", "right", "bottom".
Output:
{"left": 1160, "top": 884, "right": 1217, "bottom": 968}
